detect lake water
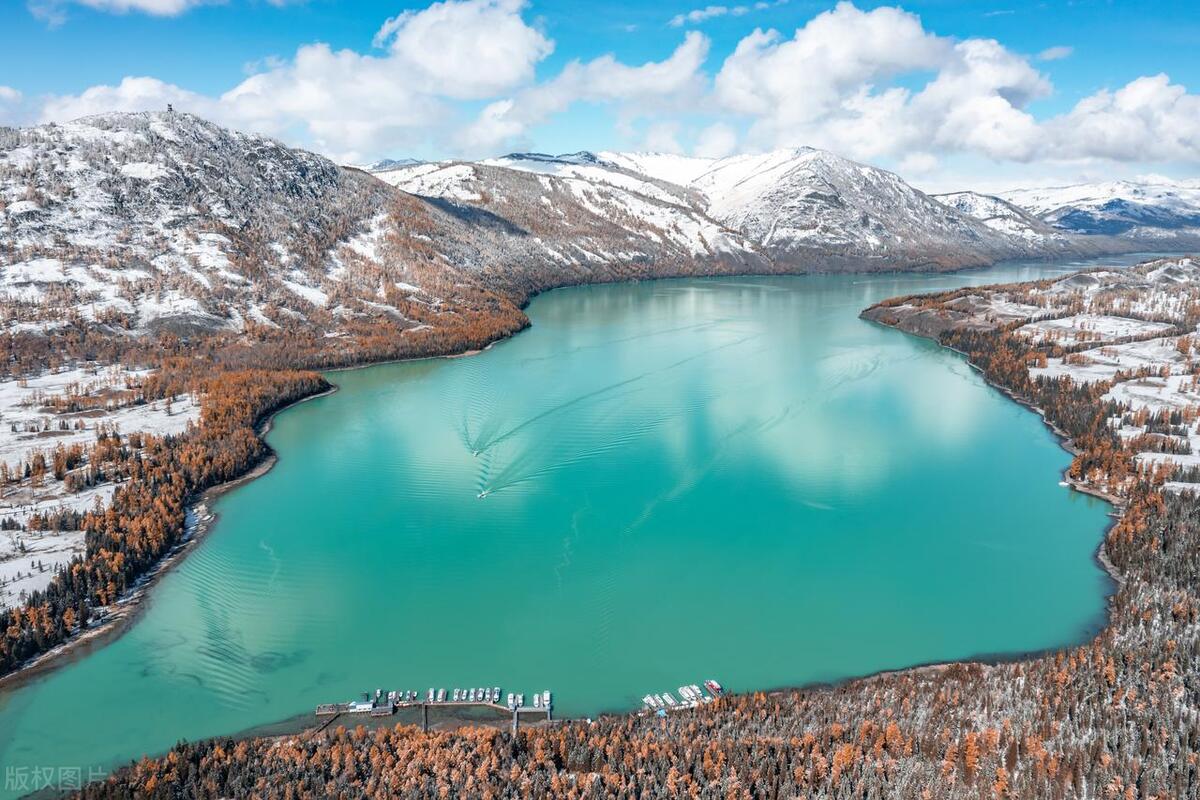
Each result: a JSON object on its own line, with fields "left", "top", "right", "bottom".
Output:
{"left": 1, "top": 257, "right": 1160, "bottom": 794}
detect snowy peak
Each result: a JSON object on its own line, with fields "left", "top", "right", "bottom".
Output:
{"left": 376, "top": 144, "right": 1134, "bottom": 272}
{"left": 0, "top": 111, "right": 495, "bottom": 339}
{"left": 661, "top": 148, "right": 1016, "bottom": 268}
{"left": 1000, "top": 180, "right": 1200, "bottom": 238}
{"left": 596, "top": 152, "right": 720, "bottom": 188}
{"left": 494, "top": 151, "right": 610, "bottom": 168}
{"left": 0, "top": 111, "right": 1158, "bottom": 349}
{"left": 357, "top": 157, "right": 424, "bottom": 171}
{"left": 934, "top": 191, "right": 1066, "bottom": 242}
{"left": 371, "top": 158, "right": 764, "bottom": 273}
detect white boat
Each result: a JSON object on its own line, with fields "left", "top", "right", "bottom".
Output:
{"left": 507, "top": 692, "right": 515, "bottom": 707}
{"left": 533, "top": 693, "right": 541, "bottom": 708}
{"left": 542, "top": 690, "right": 551, "bottom": 706}
{"left": 437, "top": 689, "right": 446, "bottom": 702}
{"left": 453, "top": 689, "right": 460, "bottom": 702}
{"left": 494, "top": 686, "right": 501, "bottom": 703}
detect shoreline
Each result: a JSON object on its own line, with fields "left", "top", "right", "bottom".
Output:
{"left": 0, "top": 260, "right": 1149, "bottom": 731}
{"left": 0, "top": 330, "right": 521, "bottom": 690}
{"left": 0, "top": 385, "right": 335, "bottom": 693}
{"left": 858, "top": 315, "right": 1128, "bottom": 632}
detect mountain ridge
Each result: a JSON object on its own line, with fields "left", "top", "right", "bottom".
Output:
{"left": 0, "top": 111, "right": 1175, "bottom": 371}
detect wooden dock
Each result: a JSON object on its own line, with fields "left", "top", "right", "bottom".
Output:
{"left": 316, "top": 697, "right": 553, "bottom": 733}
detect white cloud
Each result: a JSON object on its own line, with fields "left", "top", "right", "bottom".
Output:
{"left": 40, "top": 76, "right": 216, "bottom": 121}
{"left": 371, "top": 0, "right": 552, "bottom": 99}
{"left": 17, "top": 0, "right": 1200, "bottom": 172}
{"left": 28, "top": 0, "right": 211, "bottom": 23}
{"left": 29, "top": 0, "right": 303, "bottom": 21}
{"left": 695, "top": 122, "right": 738, "bottom": 158}
{"left": 714, "top": 3, "right": 950, "bottom": 120}
{"left": 643, "top": 121, "right": 685, "bottom": 153}
{"left": 898, "top": 152, "right": 938, "bottom": 174}
{"left": 668, "top": 0, "right": 780, "bottom": 28}
{"left": 457, "top": 32, "right": 710, "bottom": 153}
{"left": 0, "top": 87, "right": 26, "bottom": 126}
{"left": 910, "top": 38, "right": 1049, "bottom": 161}
{"left": 1045, "top": 74, "right": 1200, "bottom": 163}
{"left": 709, "top": 2, "right": 1200, "bottom": 167}
{"left": 38, "top": 0, "right": 553, "bottom": 162}
{"left": 1037, "top": 45, "right": 1073, "bottom": 62}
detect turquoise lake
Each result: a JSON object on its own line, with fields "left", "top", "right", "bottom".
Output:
{"left": 2, "top": 257, "right": 1163, "bottom": 794}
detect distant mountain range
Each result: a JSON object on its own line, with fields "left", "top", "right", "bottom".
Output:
{"left": 1, "top": 111, "right": 1194, "bottom": 348}
{"left": 378, "top": 148, "right": 1134, "bottom": 272}
{"left": 998, "top": 180, "right": 1200, "bottom": 239}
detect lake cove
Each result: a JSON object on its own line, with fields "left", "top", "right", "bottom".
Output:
{"left": 0, "top": 255, "right": 1163, "bottom": 794}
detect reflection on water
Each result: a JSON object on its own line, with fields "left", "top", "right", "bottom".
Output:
{"left": 0, "top": 254, "right": 1169, "bottom": 794}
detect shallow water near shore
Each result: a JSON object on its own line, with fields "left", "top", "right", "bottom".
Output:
{"left": 0, "top": 255, "right": 1168, "bottom": 794}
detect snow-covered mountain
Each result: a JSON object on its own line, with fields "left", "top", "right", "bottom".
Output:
{"left": 0, "top": 112, "right": 525, "bottom": 348}
{"left": 0, "top": 111, "right": 1164, "bottom": 366}
{"left": 372, "top": 158, "right": 767, "bottom": 297}
{"left": 688, "top": 149, "right": 1017, "bottom": 269}
{"left": 1000, "top": 180, "right": 1200, "bottom": 242}
{"left": 356, "top": 157, "right": 424, "bottom": 172}
{"left": 935, "top": 191, "right": 1074, "bottom": 241}
{"left": 456, "top": 147, "right": 1120, "bottom": 270}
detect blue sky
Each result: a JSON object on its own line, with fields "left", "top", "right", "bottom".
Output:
{"left": 1, "top": 0, "right": 1198, "bottom": 190}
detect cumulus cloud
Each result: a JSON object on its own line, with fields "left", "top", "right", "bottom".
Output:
{"left": 714, "top": 4, "right": 949, "bottom": 120}
{"left": 1045, "top": 74, "right": 1200, "bottom": 163}
{"left": 41, "top": 76, "right": 214, "bottom": 121}
{"left": 457, "top": 31, "right": 710, "bottom": 153}
{"left": 38, "top": 0, "right": 553, "bottom": 162}
{"left": 710, "top": 1, "right": 1200, "bottom": 166}
{"left": 18, "top": 0, "right": 1200, "bottom": 169}
{"left": 643, "top": 121, "right": 685, "bottom": 153}
{"left": 670, "top": 4, "right": 753, "bottom": 27}
{"left": 370, "top": 0, "right": 552, "bottom": 99}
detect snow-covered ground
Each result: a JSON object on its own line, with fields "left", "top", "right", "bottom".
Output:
{"left": 1016, "top": 314, "right": 1175, "bottom": 346}
{"left": 0, "top": 529, "right": 86, "bottom": 609}
{"left": 1030, "top": 338, "right": 1189, "bottom": 383}
{"left": 0, "top": 365, "right": 198, "bottom": 468}
{"left": 884, "top": 258, "right": 1200, "bottom": 494}
{"left": 0, "top": 364, "right": 200, "bottom": 609}
{"left": 1001, "top": 179, "right": 1200, "bottom": 237}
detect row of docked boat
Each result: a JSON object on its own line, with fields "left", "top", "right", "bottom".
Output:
{"left": 442, "top": 686, "right": 503, "bottom": 704}
{"left": 641, "top": 679, "right": 723, "bottom": 713}
{"left": 318, "top": 686, "right": 553, "bottom": 716}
